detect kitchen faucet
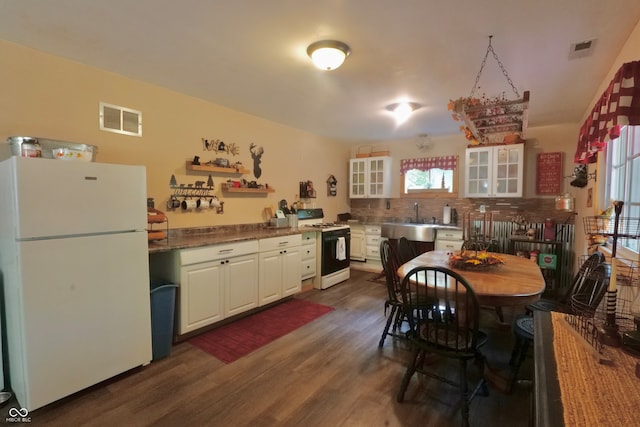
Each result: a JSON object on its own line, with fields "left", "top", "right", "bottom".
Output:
{"left": 413, "top": 202, "right": 419, "bottom": 223}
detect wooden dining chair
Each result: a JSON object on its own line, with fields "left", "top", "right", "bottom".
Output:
{"left": 509, "top": 263, "right": 609, "bottom": 392}
{"left": 397, "top": 266, "right": 489, "bottom": 427}
{"left": 569, "top": 263, "right": 609, "bottom": 318}
{"left": 378, "top": 240, "right": 406, "bottom": 347}
{"left": 397, "top": 236, "right": 417, "bottom": 264}
{"left": 526, "top": 251, "right": 605, "bottom": 314}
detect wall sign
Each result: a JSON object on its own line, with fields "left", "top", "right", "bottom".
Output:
{"left": 536, "top": 152, "right": 563, "bottom": 195}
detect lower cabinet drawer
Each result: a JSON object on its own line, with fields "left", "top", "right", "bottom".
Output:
{"left": 301, "top": 244, "right": 316, "bottom": 260}
{"left": 301, "top": 258, "right": 316, "bottom": 279}
{"left": 435, "top": 239, "right": 464, "bottom": 251}
{"left": 437, "top": 229, "right": 464, "bottom": 240}
{"left": 366, "top": 235, "right": 382, "bottom": 247}
{"left": 366, "top": 245, "right": 381, "bottom": 259}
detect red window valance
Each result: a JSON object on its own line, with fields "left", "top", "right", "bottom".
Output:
{"left": 400, "top": 156, "right": 457, "bottom": 174}
{"left": 575, "top": 60, "right": 640, "bottom": 164}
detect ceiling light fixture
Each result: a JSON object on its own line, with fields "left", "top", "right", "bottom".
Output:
{"left": 307, "top": 40, "right": 351, "bottom": 70}
{"left": 386, "top": 102, "right": 421, "bottom": 124}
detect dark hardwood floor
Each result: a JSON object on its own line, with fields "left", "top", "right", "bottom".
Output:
{"left": 1, "top": 269, "right": 533, "bottom": 426}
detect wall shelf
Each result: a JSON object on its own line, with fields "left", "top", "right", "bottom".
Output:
{"left": 221, "top": 183, "right": 274, "bottom": 193}
{"left": 186, "top": 161, "right": 250, "bottom": 174}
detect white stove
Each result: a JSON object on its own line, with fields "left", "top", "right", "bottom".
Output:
{"left": 308, "top": 222, "right": 350, "bottom": 232}
{"left": 297, "top": 209, "right": 350, "bottom": 289}
{"left": 298, "top": 209, "right": 349, "bottom": 230}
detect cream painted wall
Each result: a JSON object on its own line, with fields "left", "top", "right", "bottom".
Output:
{"left": 3, "top": 24, "right": 635, "bottom": 234}
{"left": 0, "top": 40, "right": 352, "bottom": 228}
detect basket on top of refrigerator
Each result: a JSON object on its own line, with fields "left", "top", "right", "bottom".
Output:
{"left": 7, "top": 136, "right": 98, "bottom": 162}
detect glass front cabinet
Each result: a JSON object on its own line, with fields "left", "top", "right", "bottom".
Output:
{"left": 349, "top": 156, "right": 391, "bottom": 198}
{"left": 465, "top": 144, "right": 524, "bottom": 197}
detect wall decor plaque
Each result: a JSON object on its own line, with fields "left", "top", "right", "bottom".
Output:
{"left": 536, "top": 152, "right": 563, "bottom": 195}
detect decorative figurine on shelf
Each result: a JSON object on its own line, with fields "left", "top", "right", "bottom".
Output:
{"left": 192, "top": 155, "right": 200, "bottom": 165}
{"left": 525, "top": 228, "right": 536, "bottom": 240}
{"left": 511, "top": 213, "right": 528, "bottom": 236}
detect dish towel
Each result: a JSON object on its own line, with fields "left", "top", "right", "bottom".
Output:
{"left": 336, "top": 237, "right": 346, "bottom": 261}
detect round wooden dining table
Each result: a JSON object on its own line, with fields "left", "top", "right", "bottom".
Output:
{"left": 397, "top": 250, "right": 546, "bottom": 307}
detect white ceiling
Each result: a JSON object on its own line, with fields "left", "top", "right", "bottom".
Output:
{"left": 2, "top": 1, "right": 640, "bottom": 143}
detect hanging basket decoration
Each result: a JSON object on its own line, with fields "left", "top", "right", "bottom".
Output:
{"left": 448, "top": 36, "right": 530, "bottom": 145}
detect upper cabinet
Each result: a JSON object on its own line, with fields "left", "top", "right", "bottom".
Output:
{"left": 464, "top": 144, "right": 524, "bottom": 198}
{"left": 349, "top": 156, "right": 392, "bottom": 198}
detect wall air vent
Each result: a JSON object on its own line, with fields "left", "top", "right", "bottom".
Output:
{"left": 568, "top": 39, "right": 597, "bottom": 60}
{"left": 99, "top": 102, "right": 142, "bottom": 137}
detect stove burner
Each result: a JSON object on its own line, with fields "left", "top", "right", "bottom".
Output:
{"left": 311, "top": 222, "right": 337, "bottom": 228}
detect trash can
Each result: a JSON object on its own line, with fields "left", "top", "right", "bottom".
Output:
{"left": 150, "top": 283, "right": 177, "bottom": 361}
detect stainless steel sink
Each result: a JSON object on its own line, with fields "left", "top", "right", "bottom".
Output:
{"left": 381, "top": 223, "right": 438, "bottom": 242}
{"left": 381, "top": 223, "right": 462, "bottom": 242}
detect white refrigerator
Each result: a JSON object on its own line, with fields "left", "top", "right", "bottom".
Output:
{"left": 0, "top": 156, "right": 152, "bottom": 411}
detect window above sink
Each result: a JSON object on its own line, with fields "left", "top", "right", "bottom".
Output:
{"left": 400, "top": 155, "right": 459, "bottom": 199}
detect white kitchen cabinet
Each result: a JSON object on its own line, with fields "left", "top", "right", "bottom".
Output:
{"left": 180, "top": 260, "right": 225, "bottom": 333}
{"left": 434, "top": 228, "right": 464, "bottom": 252}
{"left": 149, "top": 240, "right": 259, "bottom": 336}
{"left": 259, "top": 235, "right": 302, "bottom": 306}
{"left": 224, "top": 253, "right": 260, "bottom": 317}
{"left": 301, "top": 231, "right": 317, "bottom": 280}
{"left": 465, "top": 144, "right": 524, "bottom": 198}
{"left": 349, "top": 224, "right": 366, "bottom": 261}
{"left": 349, "top": 156, "right": 392, "bottom": 198}
{"left": 365, "top": 225, "right": 384, "bottom": 263}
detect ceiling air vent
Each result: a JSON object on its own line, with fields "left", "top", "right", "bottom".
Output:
{"left": 99, "top": 102, "right": 142, "bottom": 137}
{"left": 568, "top": 39, "right": 596, "bottom": 60}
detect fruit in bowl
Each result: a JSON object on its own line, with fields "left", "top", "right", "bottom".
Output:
{"left": 52, "top": 148, "right": 92, "bottom": 161}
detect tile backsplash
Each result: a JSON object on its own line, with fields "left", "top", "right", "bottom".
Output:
{"left": 349, "top": 197, "right": 574, "bottom": 226}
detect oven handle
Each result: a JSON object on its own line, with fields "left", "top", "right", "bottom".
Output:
{"left": 322, "top": 231, "right": 351, "bottom": 242}
{"left": 323, "top": 232, "right": 350, "bottom": 242}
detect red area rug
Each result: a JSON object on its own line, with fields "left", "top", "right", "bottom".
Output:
{"left": 189, "top": 298, "right": 334, "bottom": 363}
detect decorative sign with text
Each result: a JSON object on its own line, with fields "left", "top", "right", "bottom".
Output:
{"left": 536, "top": 152, "right": 563, "bottom": 195}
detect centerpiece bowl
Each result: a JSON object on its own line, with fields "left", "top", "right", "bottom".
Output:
{"left": 448, "top": 250, "right": 504, "bottom": 271}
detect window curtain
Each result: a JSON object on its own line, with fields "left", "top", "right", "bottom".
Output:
{"left": 574, "top": 60, "right": 640, "bottom": 164}
{"left": 400, "top": 156, "right": 457, "bottom": 174}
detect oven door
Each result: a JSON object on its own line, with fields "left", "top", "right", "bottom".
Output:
{"left": 321, "top": 228, "right": 351, "bottom": 275}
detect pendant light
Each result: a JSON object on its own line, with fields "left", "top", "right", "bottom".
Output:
{"left": 307, "top": 40, "right": 351, "bottom": 70}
